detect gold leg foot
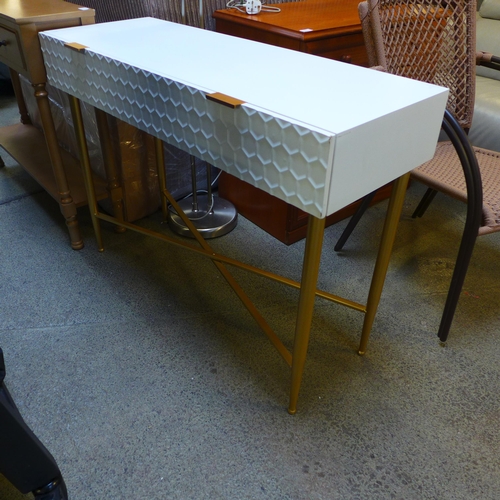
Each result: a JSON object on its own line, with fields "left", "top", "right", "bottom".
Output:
{"left": 70, "top": 239, "right": 84, "bottom": 251}
{"left": 66, "top": 215, "right": 84, "bottom": 250}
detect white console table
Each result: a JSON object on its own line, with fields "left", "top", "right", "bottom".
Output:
{"left": 39, "top": 18, "right": 447, "bottom": 413}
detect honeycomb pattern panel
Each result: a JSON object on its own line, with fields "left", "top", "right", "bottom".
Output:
{"left": 40, "top": 36, "right": 334, "bottom": 218}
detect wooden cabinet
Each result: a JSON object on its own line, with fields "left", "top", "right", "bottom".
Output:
{"left": 213, "top": 0, "right": 369, "bottom": 65}
{"left": 0, "top": 0, "right": 107, "bottom": 249}
{"left": 214, "top": 0, "right": 392, "bottom": 244}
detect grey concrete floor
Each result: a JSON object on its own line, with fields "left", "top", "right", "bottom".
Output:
{"left": 1, "top": 88, "right": 500, "bottom": 500}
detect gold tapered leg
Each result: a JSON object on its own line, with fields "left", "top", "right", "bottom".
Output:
{"left": 288, "top": 215, "right": 326, "bottom": 414}
{"left": 358, "top": 173, "right": 411, "bottom": 355}
{"left": 68, "top": 96, "right": 104, "bottom": 251}
{"left": 154, "top": 138, "right": 168, "bottom": 219}
{"left": 94, "top": 107, "right": 126, "bottom": 232}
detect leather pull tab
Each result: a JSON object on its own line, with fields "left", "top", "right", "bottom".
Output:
{"left": 206, "top": 92, "right": 245, "bottom": 108}
{"left": 64, "top": 42, "right": 88, "bottom": 52}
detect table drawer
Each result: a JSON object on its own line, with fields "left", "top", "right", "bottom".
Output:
{"left": 307, "top": 33, "right": 368, "bottom": 66}
{"left": 0, "top": 25, "right": 25, "bottom": 72}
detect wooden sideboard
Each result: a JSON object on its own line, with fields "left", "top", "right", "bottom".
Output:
{"left": 214, "top": 0, "right": 392, "bottom": 244}
{"left": 0, "top": 0, "right": 107, "bottom": 249}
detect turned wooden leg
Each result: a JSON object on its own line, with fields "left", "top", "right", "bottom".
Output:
{"left": 33, "top": 82, "right": 83, "bottom": 250}
{"left": 9, "top": 69, "right": 31, "bottom": 125}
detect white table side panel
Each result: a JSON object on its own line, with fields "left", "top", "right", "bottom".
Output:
{"left": 326, "top": 91, "right": 448, "bottom": 215}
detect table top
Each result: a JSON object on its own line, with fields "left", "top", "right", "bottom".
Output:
{"left": 40, "top": 17, "right": 448, "bottom": 218}
{"left": 40, "top": 17, "right": 444, "bottom": 136}
{"left": 213, "top": 0, "right": 362, "bottom": 37}
{"left": 0, "top": 0, "right": 94, "bottom": 25}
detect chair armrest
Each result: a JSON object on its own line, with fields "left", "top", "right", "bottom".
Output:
{"left": 476, "top": 14, "right": 500, "bottom": 80}
{"left": 476, "top": 50, "right": 500, "bottom": 71}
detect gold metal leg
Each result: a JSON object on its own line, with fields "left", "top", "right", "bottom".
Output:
{"left": 155, "top": 138, "right": 168, "bottom": 220}
{"left": 358, "top": 173, "right": 411, "bottom": 355}
{"left": 68, "top": 95, "right": 104, "bottom": 252}
{"left": 288, "top": 215, "right": 326, "bottom": 415}
{"left": 33, "top": 83, "right": 83, "bottom": 250}
{"left": 94, "top": 107, "right": 126, "bottom": 233}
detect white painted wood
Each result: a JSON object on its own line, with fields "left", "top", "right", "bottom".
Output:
{"left": 40, "top": 17, "right": 448, "bottom": 217}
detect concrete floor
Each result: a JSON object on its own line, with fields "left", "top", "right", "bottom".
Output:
{"left": 1, "top": 87, "right": 500, "bottom": 499}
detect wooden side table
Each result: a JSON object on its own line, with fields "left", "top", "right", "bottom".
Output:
{"left": 214, "top": 0, "right": 392, "bottom": 244}
{"left": 0, "top": 0, "right": 107, "bottom": 249}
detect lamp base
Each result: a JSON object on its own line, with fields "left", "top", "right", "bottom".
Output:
{"left": 167, "top": 195, "right": 238, "bottom": 239}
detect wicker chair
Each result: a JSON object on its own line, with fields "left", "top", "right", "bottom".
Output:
{"left": 335, "top": 0, "right": 500, "bottom": 350}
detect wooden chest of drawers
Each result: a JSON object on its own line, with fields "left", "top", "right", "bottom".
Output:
{"left": 0, "top": 24, "right": 25, "bottom": 70}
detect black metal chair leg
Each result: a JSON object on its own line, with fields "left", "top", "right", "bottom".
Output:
{"left": 0, "top": 349, "right": 67, "bottom": 499}
{"left": 437, "top": 228, "right": 477, "bottom": 344}
{"left": 334, "top": 190, "right": 377, "bottom": 251}
{"left": 437, "top": 111, "right": 483, "bottom": 344}
{"left": 335, "top": 111, "right": 482, "bottom": 344}
{"left": 411, "top": 187, "right": 438, "bottom": 218}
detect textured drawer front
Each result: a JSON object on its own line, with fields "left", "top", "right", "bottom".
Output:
{"left": 40, "top": 37, "right": 333, "bottom": 218}
{"left": 0, "top": 26, "right": 25, "bottom": 72}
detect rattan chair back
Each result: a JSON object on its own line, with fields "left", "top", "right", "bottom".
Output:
{"left": 360, "top": 0, "right": 477, "bottom": 129}
{"left": 339, "top": 0, "right": 500, "bottom": 346}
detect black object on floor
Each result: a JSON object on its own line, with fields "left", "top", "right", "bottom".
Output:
{"left": 0, "top": 348, "right": 68, "bottom": 500}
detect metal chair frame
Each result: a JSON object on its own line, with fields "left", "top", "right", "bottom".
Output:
{"left": 335, "top": 0, "right": 500, "bottom": 345}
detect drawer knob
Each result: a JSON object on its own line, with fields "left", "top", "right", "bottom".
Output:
{"left": 341, "top": 54, "right": 352, "bottom": 64}
{"left": 0, "top": 40, "right": 7, "bottom": 47}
